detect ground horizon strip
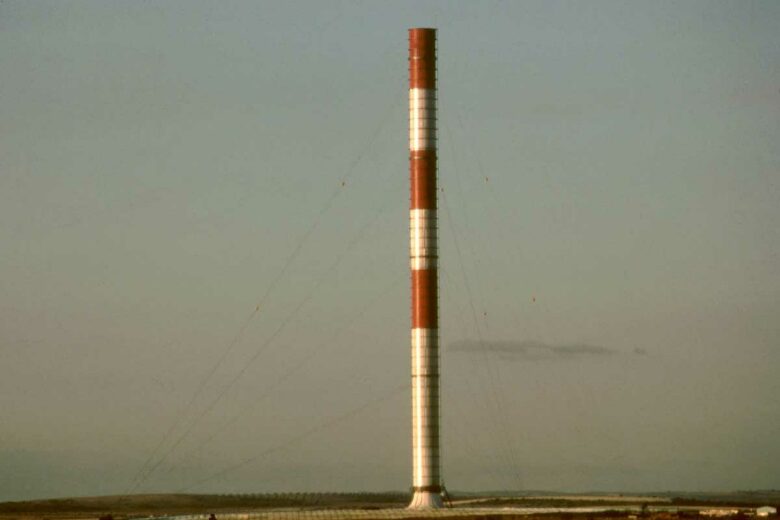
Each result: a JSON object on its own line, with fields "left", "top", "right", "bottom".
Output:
{"left": 137, "top": 505, "right": 726, "bottom": 520}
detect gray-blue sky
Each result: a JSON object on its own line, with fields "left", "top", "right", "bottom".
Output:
{"left": 1, "top": 0, "right": 779, "bottom": 501}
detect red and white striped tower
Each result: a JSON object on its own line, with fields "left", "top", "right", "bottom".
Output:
{"left": 408, "top": 27, "right": 443, "bottom": 510}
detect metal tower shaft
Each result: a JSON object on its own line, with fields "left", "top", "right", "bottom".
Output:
{"left": 408, "top": 27, "right": 442, "bottom": 510}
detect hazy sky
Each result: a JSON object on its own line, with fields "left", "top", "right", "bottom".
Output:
{"left": 1, "top": 0, "right": 779, "bottom": 502}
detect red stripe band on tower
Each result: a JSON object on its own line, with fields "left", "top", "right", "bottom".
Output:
{"left": 410, "top": 151, "right": 437, "bottom": 209}
{"left": 409, "top": 30, "right": 436, "bottom": 89}
{"left": 411, "top": 269, "right": 438, "bottom": 328}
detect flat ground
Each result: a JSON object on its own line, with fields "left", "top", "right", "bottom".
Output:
{"left": 1, "top": 492, "right": 777, "bottom": 520}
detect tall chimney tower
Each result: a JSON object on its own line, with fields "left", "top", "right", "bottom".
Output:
{"left": 408, "top": 27, "right": 443, "bottom": 509}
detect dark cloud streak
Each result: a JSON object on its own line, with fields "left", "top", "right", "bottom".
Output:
{"left": 448, "top": 340, "right": 620, "bottom": 361}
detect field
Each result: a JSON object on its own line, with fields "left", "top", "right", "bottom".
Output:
{"left": 1, "top": 492, "right": 778, "bottom": 520}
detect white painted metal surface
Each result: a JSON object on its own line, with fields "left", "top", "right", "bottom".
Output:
{"left": 409, "top": 209, "right": 437, "bottom": 270}
{"left": 408, "top": 88, "right": 437, "bottom": 152}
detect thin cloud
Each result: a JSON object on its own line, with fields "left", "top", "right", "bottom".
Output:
{"left": 447, "top": 340, "right": 619, "bottom": 361}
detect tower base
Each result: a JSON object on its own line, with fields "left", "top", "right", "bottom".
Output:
{"left": 408, "top": 490, "right": 444, "bottom": 509}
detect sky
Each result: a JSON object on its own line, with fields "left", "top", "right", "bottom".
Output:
{"left": 1, "top": 0, "right": 779, "bottom": 502}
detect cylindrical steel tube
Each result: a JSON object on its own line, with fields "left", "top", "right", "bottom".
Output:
{"left": 408, "top": 27, "right": 443, "bottom": 510}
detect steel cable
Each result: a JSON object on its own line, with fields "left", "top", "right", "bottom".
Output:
{"left": 124, "top": 93, "right": 401, "bottom": 496}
